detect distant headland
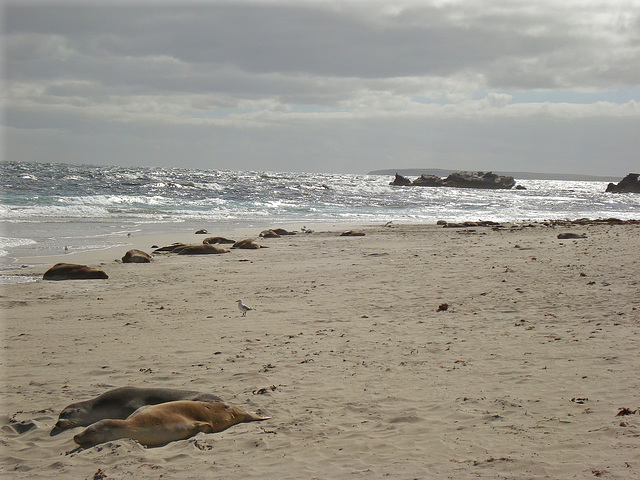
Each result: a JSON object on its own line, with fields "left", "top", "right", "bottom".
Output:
{"left": 368, "top": 168, "right": 620, "bottom": 182}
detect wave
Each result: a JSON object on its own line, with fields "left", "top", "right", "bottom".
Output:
{"left": 1, "top": 161, "right": 639, "bottom": 268}
{"left": 0, "top": 237, "right": 37, "bottom": 257}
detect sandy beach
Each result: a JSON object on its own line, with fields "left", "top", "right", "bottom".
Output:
{"left": 1, "top": 222, "right": 638, "bottom": 479}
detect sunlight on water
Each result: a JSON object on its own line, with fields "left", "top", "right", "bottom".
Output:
{"left": 1, "top": 161, "right": 638, "bottom": 270}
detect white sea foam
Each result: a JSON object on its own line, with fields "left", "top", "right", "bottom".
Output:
{"left": 0, "top": 274, "right": 39, "bottom": 285}
{"left": 1, "top": 161, "right": 639, "bottom": 269}
{"left": 0, "top": 237, "right": 37, "bottom": 257}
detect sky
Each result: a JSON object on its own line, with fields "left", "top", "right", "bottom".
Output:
{"left": 3, "top": 0, "right": 640, "bottom": 176}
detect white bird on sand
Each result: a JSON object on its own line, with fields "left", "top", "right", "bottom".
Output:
{"left": 237, "top": 299, "right": 254, "bottom": 316}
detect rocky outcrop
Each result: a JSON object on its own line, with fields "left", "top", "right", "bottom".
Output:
{"left": 441, "top": 171, "right": 515, "bottom": 189}
{"left": 390, "top": 171, "right": 516, "bottom": 189}
{"left": 43, "top": 263, "right": 108, "bottom": 280}
{"left": 412, "top": 174, "right": 445, "bottom": 187}
{"left": 122, "top": 249, "right": 151, "bottom": 263}
{"left": 389, "top": 173, "right": 413, "bottom": 186}
{"left": 605, "top": 174, "right": 640, "bottom": 193}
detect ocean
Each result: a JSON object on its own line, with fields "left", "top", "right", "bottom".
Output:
{"left": 1, "top": 161, "right": 638, "bottom": 279}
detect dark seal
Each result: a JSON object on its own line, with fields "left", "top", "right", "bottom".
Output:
{"left": 51, "top": 386, "right": 222, "bottom": 436}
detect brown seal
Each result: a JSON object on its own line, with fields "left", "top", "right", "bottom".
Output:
{"left": 73, "top": 400, "right": 270, "bottom": 447}
{"left": 232, "top": 238, "right": 263, "bottom": 249}
{"left": 340, "top": 230, "right": 365, "bottom": 236}
{"left": 259, "top": 228, "right": 296, "bottom": 238}
{"left": 271, "top": 228, "right": 296, "bottom": 235}
{"left": 557, "top": 233, "right": 587, "bottom": 239}
{"left": 259, "top": 230, "right": 280, "bottom": 238}
{"left": 43, "top": 263, "right": 108, "bottom": 280}
{"left": 52, "top": 386, "right": 222, "bottom": 435}
{"left": 121, "top": 249, "right": 151, "bottom": 263}
{"left": 203, "top": 236, "right": 235, "bottom": 245}
{"left": 177, "top": 244, "right": 230, "bottom": 255}
{"left": 153, "top": 243, "right": 188, "bottom": 253}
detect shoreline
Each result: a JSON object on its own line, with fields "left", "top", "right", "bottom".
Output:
{"left": 0, "top": 220, "right": 369, "bottom": 282}
{"left": 4, "top": 217, "right": 638, "bottom": 282}
{"left": 1, "top": 221, "right": 639, "bottom": 478}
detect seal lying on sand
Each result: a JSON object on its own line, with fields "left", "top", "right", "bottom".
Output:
{"left": 153, "top": 243, "right": 188, "bottom": 253}
{"left": 52, "top": 387, "right": 222, "bottom": 435}
{"left": 259, "top": 229, "right": 281, "bottom": 238}
{"left": 121, "top": 249, "right": 151, "bottom": 263}
{"left": 203, "top": 236, "right": 235, "bottom": 245}
{"left": 177, "top": 244, "right": 230, "bottom": 255}
{"left": 259, "top": 228, "right": 297, "bottom": 238}
{"left": 232, "top": 238, "right": 264, "bottom": 249}
{"left": 73, "top": 400, "right": 270, "bottom": 447}
{"left": 43, "top": 263, "right": 109, "bottom": 280}
{"left": 271, "top": 228, "right": 296, "bottom": 235}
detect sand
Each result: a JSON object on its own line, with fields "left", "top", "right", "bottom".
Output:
{"left": 1, "top": 222, "right": 639, "bottom": 479}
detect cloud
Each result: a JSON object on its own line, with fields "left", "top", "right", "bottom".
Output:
{"left": 3, "top": 0, "right": 640, "bottom": 175}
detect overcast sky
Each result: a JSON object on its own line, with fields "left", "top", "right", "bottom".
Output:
{"left": 3, "top": 0, "right": 639, "bottom": 175}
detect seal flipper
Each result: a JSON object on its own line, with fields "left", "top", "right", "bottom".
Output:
{"left": 245, "top": 412, "right": 271, "bottom": 422}
{"left": 193, "top": 421, "right": 214, "bottom": 434}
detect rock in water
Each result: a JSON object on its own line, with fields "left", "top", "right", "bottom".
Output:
{"left": 389, "top": 173, "right": 413, "bottom": 186}
{"left": 441, "top": 171, "right": 515, "bottom": 189}
{"left": 605, "top": 173, "right": 640, "bottom": 193}
{"left": 390, "top": 171, "right": 516, "bottom": 189}
{"left": 412, "top": 174, "right": 445, "bottom": 187}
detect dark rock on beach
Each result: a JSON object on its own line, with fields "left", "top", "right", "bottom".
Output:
{"left": 605, "top": 173, "right": 640, "bottom": 193}
{"left": 43, "top": 263, "right": 108, "bottom": 280}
